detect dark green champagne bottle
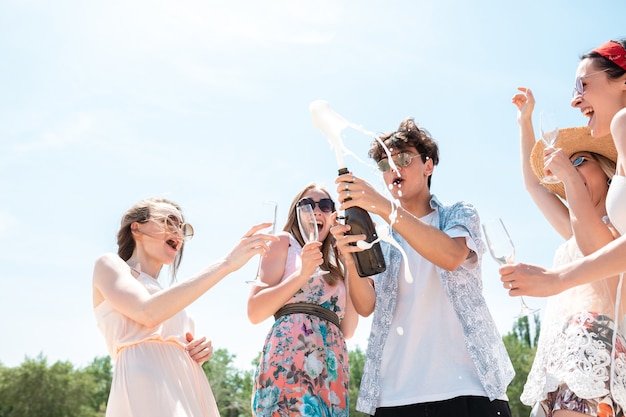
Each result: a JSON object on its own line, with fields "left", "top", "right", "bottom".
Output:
{"left": 338, "top": 168, "right": 387, "bottom": 277}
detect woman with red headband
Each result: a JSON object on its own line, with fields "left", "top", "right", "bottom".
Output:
{"left": 501, "top": 38, "right": 626, "bottom": 416}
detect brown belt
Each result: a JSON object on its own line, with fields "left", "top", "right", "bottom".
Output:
{"left": 274, "top": 302, "right": 340, "bottom": 329}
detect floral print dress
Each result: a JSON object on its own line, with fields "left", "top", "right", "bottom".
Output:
{"left": 252, "top": 235, "right": 349, "bottom": 417}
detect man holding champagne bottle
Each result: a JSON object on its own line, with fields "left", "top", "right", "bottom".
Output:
{"left": 331, "top": 117, "right": 513, "bottom": 417}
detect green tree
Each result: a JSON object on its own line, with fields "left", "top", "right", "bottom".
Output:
{"left": 348, "top": 347, "right": 368, "bottom": 417}
{"left": 82, "top": 356, "right": 112, "bottom": 414}
{"left": 503, "top": 314, "right": 540, "bottom": 417}
{"left": 0, "top": 354, "right": 102, "bottom": 417}
{"left": 203, "top": 348, "right": 254, "bottom": 417}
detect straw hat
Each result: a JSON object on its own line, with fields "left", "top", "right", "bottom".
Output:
{"left": 530, "top": 126, "right": 616, "bottom": 200}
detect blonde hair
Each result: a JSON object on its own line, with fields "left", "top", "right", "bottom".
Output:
{"left": 593, "top": 152, "right": 617, "bottom": 179}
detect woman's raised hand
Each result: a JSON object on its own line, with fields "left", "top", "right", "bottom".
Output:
{"left": 542, "top": 147, "right": 576, "bottom": 184}
{"left": 299, "top": 241, "right": 323, "bottom": 278}
{"left": 512, "top": 87, "right": 535, "bottom": 123}
{"left": 224, "top": 223, "right": 279, "bottom": 272}
{"left": 499, "top": 262, "right": 564, "bottom": 297}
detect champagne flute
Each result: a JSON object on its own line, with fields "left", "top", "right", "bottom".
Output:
{"left": 539, "top": 111, "right": 561, "bottom": 184}
{"left": 482, "top": 218, "right": 539, "bottom": 318}
{"left": 296, "top": 203, "right": 329, "bottom": 277}
{"left": 245, "top": 201, "right": 277, "bottom": 286}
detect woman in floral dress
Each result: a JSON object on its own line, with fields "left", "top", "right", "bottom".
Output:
{"left": 248, "top": 184, "right": 358, "bottom": 417}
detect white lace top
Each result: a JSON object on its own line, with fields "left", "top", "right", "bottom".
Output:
{"left": 521, "top": 237, "right": 626, "bottom": 408}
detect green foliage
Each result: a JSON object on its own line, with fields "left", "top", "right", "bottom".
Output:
{"left": 502, "top": 314, "right": 540, "bottom": 417}
{"left": 348, "top": 347, "right": 368, "bottom": 417}
{"left": 0, "top": 354, "right": 106, "bottom": 417}
{"left": 202, "top": 348, "right": 254, "bottom": 417}
{"left": 82, "top": 356, "right": 112, "bottom": 413}
{"left": 0, "top": 318, "right": 540, "bottom": 417}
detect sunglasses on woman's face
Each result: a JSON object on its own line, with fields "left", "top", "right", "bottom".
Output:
{"left": 149, "top": 216, "right": 195, "bottom": 241}
{"left": 377, "top": 152, "right": 423, "bottom": 173}
{"left": 571, "top": 155, "right": 592, "bottom": 167}
{"left": 572, "top": 68, "right": 610, "bottom": 97}
{"left": 297, "top": 198, "right": 335, "bottom": 213}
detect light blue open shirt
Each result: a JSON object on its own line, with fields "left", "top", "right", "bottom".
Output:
{"left": 356, "top": 195, "right": 515, "bottom": 415}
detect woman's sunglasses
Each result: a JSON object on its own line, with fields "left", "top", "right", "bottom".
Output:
{"left": 571, "top": 155, "right": 592, "bottom": 167}
{"left": 572, "top": 68, "right": 610, "bottom": 97}
{"left": 377, "top": 152, "right": 423, "bottom": 172}
{"left": 297, "top": 198, "right": 335, "bottom": 213}
{"left": 149, "top": 216, "right": 195, "bottom": 241}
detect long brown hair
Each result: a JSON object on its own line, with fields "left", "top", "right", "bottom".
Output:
{"left": 283, "top": 184, "right": 344, "bottom": 286}
{"left": 116, "top": 197, "right": 186, "bottom": 282}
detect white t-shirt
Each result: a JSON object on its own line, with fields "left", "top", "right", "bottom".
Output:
{"left": 378, "top": 210, "right": 486, "bottom": 406}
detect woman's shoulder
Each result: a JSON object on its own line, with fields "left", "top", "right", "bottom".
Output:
{"left": 275, "top": 231, "right": 292, "bottom": 243}
{"left": 95, "top": 252, "right": 120, "bottom": 265}
{"left": 268, "top": 232, "right": 293, "bottom": 253}
{"left": 93, "top": 253, "right": 127, "bottom": 276}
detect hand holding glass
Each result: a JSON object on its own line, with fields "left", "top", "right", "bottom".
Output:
{"left": 296, "top": 204, "right": 329, "bottom": 277}
{"left": 539, "top": 111, "right": 560, "bottom": 184}
{"left": 245, "top": 201, "right": 277, "bottom": 286}
{"left": 482, "top": 218, "right": 539, "bottom": 318}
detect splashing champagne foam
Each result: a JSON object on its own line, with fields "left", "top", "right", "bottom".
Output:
{"left": 309, "top": 99, "right": 399, "bottom": 220}
{"left": 309, "top": 100, "right": 413, "bottom": 283}
{"left": 310, "top": 100, "right": 397, "bottom": 171}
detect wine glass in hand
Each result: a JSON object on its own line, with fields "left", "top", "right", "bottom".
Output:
{"left": 296, "top": 203, "right": 329, "bottom": 277}
{"left": 245, "top": 201, "right": 277, "bottom": 286}
{"left": 482, "top": 218, "right": 539, "bottom": 318}
{"left": 539, "top": 111, "right": 560, "bottom": 184}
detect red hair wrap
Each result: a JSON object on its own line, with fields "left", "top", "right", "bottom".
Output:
{"left": 593, "top": 40, "right": 626, "bottom": 71}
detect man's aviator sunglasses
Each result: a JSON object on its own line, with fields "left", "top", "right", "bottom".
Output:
{"left": 297, "top": 198, "right": 335, "bottom": 213}
{"left": 377, "top": 152, "right": 423, "bottom": 173}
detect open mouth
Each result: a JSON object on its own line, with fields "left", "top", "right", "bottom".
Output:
{"left": 582, "top": 106, "right": 594, "bottom": 124}
{"left": 166, "top": 239, "right": 179, "bottom": 250}
{"left": 392, "top": 177, "right": 404, "bottom": 187}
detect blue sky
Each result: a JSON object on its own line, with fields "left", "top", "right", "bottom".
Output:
{"left": 1, "top": 0, "right": 625, "bottom": 371}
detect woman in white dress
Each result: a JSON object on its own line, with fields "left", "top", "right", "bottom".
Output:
{"left": 93, "top": 197, "right": 277, "bottom": 416}
{"left": 512, "top": 87, "right": 621, "bottom": 416}
{"left": 502, "top": 37, "right": 626, "bottom": 417}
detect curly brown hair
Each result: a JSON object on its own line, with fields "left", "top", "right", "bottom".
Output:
{"left": 368, "top": 117, "right": 440, "bottom": 188}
